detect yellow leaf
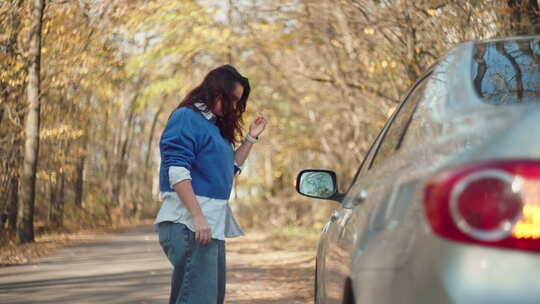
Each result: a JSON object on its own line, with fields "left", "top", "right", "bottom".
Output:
{"left": 364, "top": 28, "right": 375, "bottom": 35}
{"left": 330, "top": 39, "right": 342, "bottom": 48}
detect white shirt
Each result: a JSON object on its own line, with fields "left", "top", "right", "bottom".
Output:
{"left": 153, "top": 103, "right": 245, "bottom": 240}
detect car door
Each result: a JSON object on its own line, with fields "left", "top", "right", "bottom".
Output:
{"left": 320, "top": 73, "right": 431, "bottom": 304}
{"left": 319, "top": 134, "right": 380, "bottom": 304}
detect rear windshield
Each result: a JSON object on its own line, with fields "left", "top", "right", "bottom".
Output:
{"left": 472, "top": 38, "right": 540, "bottom": 105}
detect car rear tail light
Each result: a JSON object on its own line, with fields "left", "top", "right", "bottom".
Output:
{"left": 424, "top": 160, "right": 540, "bottom": 252}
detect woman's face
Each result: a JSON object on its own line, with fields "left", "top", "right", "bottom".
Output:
{"left": 213, "top": 82, "right": 244, "bottom": 117}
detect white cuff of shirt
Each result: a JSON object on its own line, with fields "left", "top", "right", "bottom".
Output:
{"left": 169, "top": 166, "right": 192, "bottom": 188}
{"left": 234, "top": 162, "right": 245, "bottom": 176}
{"left": 235, "top": 162, "right": 244, "bottom": 170}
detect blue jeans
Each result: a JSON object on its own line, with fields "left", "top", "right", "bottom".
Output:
{"left": 158, "top": 221, "right": 226, "bottom": 304}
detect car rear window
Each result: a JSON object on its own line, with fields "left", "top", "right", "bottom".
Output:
{"left": 472, "top": 39, "right": 540, "bottom": 105}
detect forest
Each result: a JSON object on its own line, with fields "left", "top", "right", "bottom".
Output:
{"left": 1, "top": 0, "right": 539, "bottom": 245}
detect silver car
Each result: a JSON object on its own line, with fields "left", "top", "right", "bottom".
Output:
{"left": 296, "top": 36, "right": 540, "bottom": 304}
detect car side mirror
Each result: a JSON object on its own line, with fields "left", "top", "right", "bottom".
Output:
{"left": 296, "top": 169, "right": 343, "bottom": 202}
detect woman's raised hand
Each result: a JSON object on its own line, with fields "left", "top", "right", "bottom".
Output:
{"left": 249, "top": 113, "right": 268, "bottom": 138}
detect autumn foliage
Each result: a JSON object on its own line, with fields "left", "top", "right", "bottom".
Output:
{"left": 1, "top": 0, "right": 539, "bottom": 245}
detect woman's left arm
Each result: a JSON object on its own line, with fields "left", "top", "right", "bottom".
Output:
{"left": 235, "top": 114, "right": 268, "bottom": 167}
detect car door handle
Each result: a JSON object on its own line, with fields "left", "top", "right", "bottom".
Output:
{"left": 330, "top": 210, "right": 339, "bottom": 222}
{"left": 352, "top": 189, "right": 368, "bottom": 206}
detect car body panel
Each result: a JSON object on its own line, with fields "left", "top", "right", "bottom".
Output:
{"left": 310, "top": 36, "right": 540, "bottom": 304}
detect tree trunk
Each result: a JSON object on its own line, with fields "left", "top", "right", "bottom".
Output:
{"left": 1, "top": 0, "right": 24, "bottom": 233}
{"left": 507, "top": 0, "right": 540, "bottom": 35}
{"left": 145, "top": 104, "right": 163, "bottom": 168}
{"left": 17, "top": 0, "right": 46, "bottom": 244}
{"left": 8, "top": 176, "right": 19, "bottom": 233}
{"left": 0, "top": 104, "right": 4, "bottom": 127}
{"left": 49, "top": 171, "right": 65, "bottom": 228}
{"left": 58, "top": 171, "right": 65, "bottom": 226}
{"left": 48, "top": 176, "right": 56, "bottom": 225}
{"left": 112, "top": 92, "right": 138, "bottom": 208}
{"left": 74, "top": 131, "right": 88, "bottom": 208}
{"left": 227, "top": 0, "right": 235, "bottom": 64}
{"left": 74, "top": 155, "right": 85, "bottom": 208}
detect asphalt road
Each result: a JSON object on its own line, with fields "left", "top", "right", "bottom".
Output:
{"left": 0, "top": 225, "right": 314, "bottom": 304}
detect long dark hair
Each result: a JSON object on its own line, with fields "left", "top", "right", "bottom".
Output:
{"left": 174, "top": 65, "right": 250, "bottom": 145}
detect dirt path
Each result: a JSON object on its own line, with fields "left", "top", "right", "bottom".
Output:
{"left": 226, "top": 233, "right": 315, "bottom": 304}
{"left": 0, "top": 225, "right": 315, "bottom": 304}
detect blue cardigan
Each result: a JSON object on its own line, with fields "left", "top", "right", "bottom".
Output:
{"left": 159, "top": 106, "right": 238, "bottom": 200}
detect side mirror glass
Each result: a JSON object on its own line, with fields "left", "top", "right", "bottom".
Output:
{"left": 296, "top": 169, "right": 338, "bottom": 199}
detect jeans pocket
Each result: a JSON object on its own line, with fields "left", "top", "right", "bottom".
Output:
{"left": 177, "top": 223, "right": 192, "bottom": 244}
{"left": 158, "top": 221, "right": 172, "bottom": 245}
{"left": 166, "top": 223, "right": 192, "bottom": 266}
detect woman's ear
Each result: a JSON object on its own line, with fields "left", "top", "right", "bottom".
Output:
{"left": 213, "top": 95, "right": 223, "bottom": 117}
{"left": 215, "top": 94, "right": 221, "bottom": 102}
{"left": 214, "top": 92, "right": 223, "bottom": 104}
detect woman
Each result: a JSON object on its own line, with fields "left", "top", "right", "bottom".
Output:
{"left": 154, "top": 65, "right": 268, "bottom": 304}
